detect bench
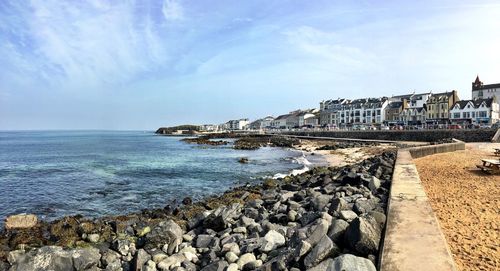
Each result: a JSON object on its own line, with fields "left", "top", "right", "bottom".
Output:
{"left": 477, "top": 159, "right": 500, "bottom": 174}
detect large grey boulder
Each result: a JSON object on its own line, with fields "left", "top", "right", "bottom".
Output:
{"left": 306, "top": 258, "right": 333, "bottom": 271}
{"left": 311, "top": 195, "right": 332, "bottom": 211}
{"left": 305, "top": 218, "right": 330, "bottom": 247}
{"left": 72, "top": 247, "right": 101, "bottom": 270}
{"left": 200, "top": 260, "right": 228, "bottom": 271}
{"left": 145, "top": 219, "right": 183, "bottom": 254}
{"left": 344, "top": 215, "right": 382, "bottom": 256}
{"left": 133, "top": 249, "right": 151, "bottom": 271}
{"left": 8, "top": 246, "right": 82, "bottom": 271}
{"left": 304, "top": 235, "right": 339, "bottom": 268}
{"left": 259, "top": 230, "right": 286, "bottom": 252}
{"left": 330, "top": 254, "right": 376, "bottom": 271}
{"left": 203, "top": 204, "right": 241, "bottom": 231}
{"left": 327, "top": 219, "right": 349, "bottom": 244}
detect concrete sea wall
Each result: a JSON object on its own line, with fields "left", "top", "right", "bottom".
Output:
{"left": 271, "top": 129, "right": 497, "bottom": 142}
{"left": 379, "top": 140, "right": 465, "bottom": 271}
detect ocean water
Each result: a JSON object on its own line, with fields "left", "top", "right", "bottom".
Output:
{"left": 0, "top": 131, "right": 310, "bottom": 223}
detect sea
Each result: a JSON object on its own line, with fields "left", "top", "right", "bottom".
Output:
{"left": 0, "top": 131, "right": 320, "bottom": 223}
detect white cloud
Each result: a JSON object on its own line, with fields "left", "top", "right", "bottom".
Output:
{"left": 0, "top": 0, "right": 170, "bottom": 90}
{"left": 162, "top": 0, "right": 184, "bottom": 21}
{"left": 284, "top": 26, "right": 376, "bottom": 70}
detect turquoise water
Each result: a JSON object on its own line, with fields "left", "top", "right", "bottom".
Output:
{"left": 0, "top": 131, "right": 307, "bottom": 222}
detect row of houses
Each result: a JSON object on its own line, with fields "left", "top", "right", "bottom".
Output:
{"left": 198, "top": 76, "right": 499, "bottom": 131}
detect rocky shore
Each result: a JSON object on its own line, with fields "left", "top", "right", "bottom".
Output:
{"left": 315, "top": 142, "right": 379, "bottom": 151}
{"left": 0, "top": 140, "right": 396, "bottom": 271}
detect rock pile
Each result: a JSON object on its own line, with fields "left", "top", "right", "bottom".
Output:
{"left": 316, "top": 142, "right": 380, "bottom": 151}
{"left": 233, "top": 137, "right": 300, "bottom": 150}
{"left": 1, "top": 151, "right": 396, "bottom": 271}
{"left": 181, "top": 137, "right": 229, "bottom": 146}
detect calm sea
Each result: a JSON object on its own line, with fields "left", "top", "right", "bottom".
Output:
{"left": 0, "top": 131, "right": 310, "bottom": 222}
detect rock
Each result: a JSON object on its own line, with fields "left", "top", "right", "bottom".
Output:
{"left": 233, "top": 227, "right": 247, "bottom": 234}
{"left": 368, "top": 211, "right": 386, "bottom": 227}
{"left": 157, "top": 254, "right": 185, "bottom": 271}
{"left": 344, "top": 216, "right": 382, "bottom": 256}
{"left": 5, "top": 214, "right": 38, "bottom": 230}
{"left": 238, "top": 157, "right": 249, "bottom": 164}
{"left": 203, "top": 204, "right": 241, "bottom": 231}
{"left": 353, "top": 199, "right": 378, "bottom": 215}
{"left": 236, "top": 253, "right": 256, "bottom": 269}
{"left": 327, "top": 219, "right": 349, "bottom": 244}
{"left": 331, "top": 254, "right": 376, "bottom": 271}
{"left": 146, "top": 220, "right": 183, "bottom": 254}
{"left": 182, "top": 261, "right": 197, "bottom": 271}
{"left": 144, "top": 260, "right": 157, "bottom": 271}
{"left": 112, "top": 238, "right": 130, "bottom": 256}
{"left": 226, "top": 263, "right": 239, "bottom": 271}
{"left": 340, "top": 210, "right": 358, "bottom": 221}
{"left": 304, "top": 235, "right": 339, "bottom": 268}
{"left": 295, "top": 240, "right": 312, "bottom": 258}
{"left": 369, "top": 176, "right": 381, "bottom": 192}
{"left": 87, "top": 233, "right": 100, "bottom": 243}
{"left": 137, "top": 226, "right": 151, "bottom": 237}
{"left": 307, "top": 258, "right": 334, "bottom": 271}
{"left": 330, "top": 198, "right": 349, "bottom": 214}
{"left": 102, "top": 249, "right": 122, "bottom": 266}
{"left": 242, "top": 259, "right": 263, "bottom": 270}
{"left": 8, "top": 246, "right": 73, "bottom": 271}
{"left": 72, "top": 247, "right": 101, "bottom": 270}
{"left": 312, "top": 195, "right": 332, "bottom": 211}
{"left": 305, "top": 218, "right": 330, "bottom": 247}
{"left": 225, "top": 252, "right": 238, "bottom": 263}
{"left": 152, "top": 252, "right": 168, "bottom": 263}
{"left": 287, "top": 210, "right": 298, "bottom": 222}
{"left": 133, "top": 249, "right": 151, "bottom": 271}
{"left": 195, "top": 235, "right": 219, "bottom": 249}
{"left": 182, "top": 197, "right": 193, "bottom": 205}
{"left": 200, "top": 260, "right": 228, "bottom": 271}
{"left": 260, "top": 230, "right": 286, "bottom": 252}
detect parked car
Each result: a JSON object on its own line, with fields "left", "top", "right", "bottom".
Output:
{"left": 449, "top": 124, "right": 462, "bottom": 129}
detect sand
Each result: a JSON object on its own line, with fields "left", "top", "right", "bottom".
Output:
{"left": 414, "top": 144, "right": 500, "bottom": 271}
{"left": 296, "top": 139, "right": 394, "bottom": 167}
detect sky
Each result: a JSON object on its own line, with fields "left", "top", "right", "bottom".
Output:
{"left": 1, "top": 0, "right": 499, "bottom": 130}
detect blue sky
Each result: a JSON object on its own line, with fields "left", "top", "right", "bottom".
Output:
{"left": 1, "top": 0, "right": 499, "bottom": 130}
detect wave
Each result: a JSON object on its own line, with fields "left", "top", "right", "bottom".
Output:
{"left": 273, "top": 151, "right": 311, "bottom": 179}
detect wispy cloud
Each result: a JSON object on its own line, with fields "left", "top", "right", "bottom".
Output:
{"left": 162, "top": 0, "right": 184, "bottom": 21}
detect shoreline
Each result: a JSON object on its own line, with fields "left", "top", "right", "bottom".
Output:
{"left": 1, "top": 137, "right": 397, "bottom": 270}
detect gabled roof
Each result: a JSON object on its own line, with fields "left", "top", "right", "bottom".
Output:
{"left": 451, "top": 98, "right": 494, "bottom": 110}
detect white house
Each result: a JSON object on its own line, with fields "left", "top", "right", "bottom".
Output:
{"left": 471, "top": 75, "right": 500, "bottom": 102}
{"left": 260, "top": 116, "right": 275, "bottom": 129}
{"left": 399, "top": 107, "right": 427, "bottom": 125}
{"left": 389, "top": 92, "right": 431, "bottom": 108}
{"left": 337, "top": 97, "right": 390, "bottom": 127}
{"left": 319, "top": 99, "right": 349, "bottom": 127}
{"left": 449, "top": 98, "right": 499, "bottom": 125}
{"left": 270, "top": 114, "right": 289, "bottom": 129}
{"left": 226, "top": 119, "right": 249, "bottom": 130}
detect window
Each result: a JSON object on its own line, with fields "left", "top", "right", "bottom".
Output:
{"left": 472, "top": 112, "right": 475, "bottom": 118}
{"left": 453, "top": 113, "right": 460, "bottom": 119}
{"left": 479, "top": 111, "right": 487, "bottom": 118}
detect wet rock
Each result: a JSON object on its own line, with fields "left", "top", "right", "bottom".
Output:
{"left": 238, "top": 157, "right": 249, "bottom": 164}
{"left": 182, "top": 197, "right": 193, "bottom": 205}
{"left": 5, "top": 214, "right": 38, "bottom": 230}
{"left": 304, "top": 235, "right": 339, "bottom": 268}
{"left": 331, "top": 254, "right": 376, "bottom": 271}
{"left": 203, "top": 204, "right": 241, "bottom": 232}
{"left": 344, "top": 216, "right": 382, "bottom": 256}
{"left": 87, "top": 233, "right": 100, "bottom": 243}
{"left": 195, "top": 235, "right": 219, "bottom": 249}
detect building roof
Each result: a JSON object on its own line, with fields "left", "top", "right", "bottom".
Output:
{"left": 388, "top": 101, "right": 404, "bottom": 109}
{"left": 452, "top": 98, "right": 494, "bottom": 110}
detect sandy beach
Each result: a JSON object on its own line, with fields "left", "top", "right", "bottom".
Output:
{"left": 414, "top": 143, "right": 500, "bottom": 271}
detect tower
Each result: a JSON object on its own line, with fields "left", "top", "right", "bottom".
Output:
{"left": 472, "top": 75, "right": 483, "bottom": 90}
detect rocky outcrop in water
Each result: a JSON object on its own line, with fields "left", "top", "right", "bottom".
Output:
{"left": 181, "top": 137, "right": 229, "bottom": 146}
{"left": 0, "top": 151, "right": 395, "bottom": 271}
{"left": 233, "top": 136, "right": 300, "bottom": 150}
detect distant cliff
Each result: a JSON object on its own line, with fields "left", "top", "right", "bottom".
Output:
{"left": 155, "top": 125, "right": 200, "bottom": 134}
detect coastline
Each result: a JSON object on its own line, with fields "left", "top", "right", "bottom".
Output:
{"left": 1, "top": 137, "right": 396, "bottom": 271}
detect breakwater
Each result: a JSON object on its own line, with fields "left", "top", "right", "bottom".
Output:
{"left": 1, "top": 150, "right": 396, "bottom": 271}
{"left": 270, "top": 129, "right": 497, "bottom": 142}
